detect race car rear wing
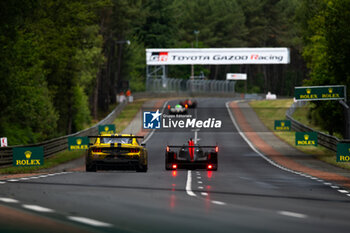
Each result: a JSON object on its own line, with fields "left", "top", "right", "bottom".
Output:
{"left": 88, "top": 135, "right": 146, "bottom": 146}
{"left": 166, "top": 145, "right": 216, "bottom": 148}
{"left": 166, "top": 145, "right": 218, "bottom": 152}
{"left": 88, "top": 135, "right": 144, "bottom": 139}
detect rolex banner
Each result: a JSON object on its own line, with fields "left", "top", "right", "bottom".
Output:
{"left": 146, "top": 48, "right": 290, "bottom": 65}
{"left": 68, "top": 136, "right": 89, "bottom": 151}
{"left": 98, "top": 124, "right": 116, "bottom": 134}
{"left": 294, "top": 85, "right": 345, "bottom": 101}
{"left": 13, "top": 147, "right": 44, "bottom": 166}
{"left": 295, "top": 132, "right": 318, "bottom": 146}
{"left": 274, "top": 120, "right": 291, "bottom": 131}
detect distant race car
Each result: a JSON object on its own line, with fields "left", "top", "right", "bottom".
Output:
{"left": 165, "top": 139, "right": 218, "bottom": 170}
{"left": 86, "top": 134, "right": 147, "bottom": 172}
{"left": 168, "top": 104, "right": 188, "bottom": 114}
{"left": 179, "top": 99, "right": 197, "bottom": 108}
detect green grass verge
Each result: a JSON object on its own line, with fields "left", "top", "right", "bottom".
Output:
{"left": 249, "top": 99, "right": 350, "bottom": 170}
{"left": 0, "top": 99, "right": 148, "bottom": 174}
{"left": 113, "top": 99, "right": 147, "bottom": 133}
{"left": 0, "top": 150, "right": 84, "bottom": 174}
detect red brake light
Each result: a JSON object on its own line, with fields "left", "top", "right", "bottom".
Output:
{"left": 92, "top": 148, "right": 102, "bottom": 153}
{"left": 215, "top": 146, "right": 218, "bottom": 153}
{"left": 168, "top": 105, "right": 171, "bottom": 109}
{"left": 130, "top": 149, "right": 139, "bottom": 153}
{"left": 172, "top": 164, "right": 177, "bottom": 169}
{"left": 208, "top": 164, "right": 213, "bottom": 169}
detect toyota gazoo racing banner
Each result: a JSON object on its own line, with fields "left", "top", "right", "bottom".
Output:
{"left": 146, "top": 48, "right": 290, "bottom": 65}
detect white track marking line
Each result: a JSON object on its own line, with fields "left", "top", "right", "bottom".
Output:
{"left": 186, "top": 171, "right": 196, "bottom": 197}
{"left": 331, "top": 186, "right": 339, "bottom": 189}
{"left": 323, "top": 182, "right": 332, "bottom": 185}
{"left": 7, "top": 179, "right": 19, "bottom": 182}
{"left": 143, "top": 101, "right": 169, "bottom": 144}
{"left": 20, "top": 178, "right": 30, "bottom": 180}
{"left": 198, "top": 186, "right": 204, "bottom": 189}
{"left": 211, "top": 200, "right": 226, "bottom": 205}
{"left": 198, "top": 181, "right": 203, "bottom": 184}
{"left": 338, "top": 190, "right": 349, "bottom": 193}
{"left": 68, "top": 216, "right": 113, "bottom": 227}
{"left": 0, "top": 197, "right": 19, "bottom": 203}
{"left": 201, "top": 192, "right": 208, "bottom": 196}
{"left": 225, "top": 101, "right": 350, "bottom": 196}
{"left": 22, "top": 204, "right": 54, "bottom": 213}
{"left": 0, "top": 181, "right": 6, "bottom": 184}
{"left": 278, "top": 211, "right": 307, "bottom": 219}
{"left": 38, "top": 175, "right": 48, "bottom": 178}
{"left": 225, "top": 102, "right": 300, "bottom": 175}
{"left": 347, "top": 194, "right": 350, "bottom": 197}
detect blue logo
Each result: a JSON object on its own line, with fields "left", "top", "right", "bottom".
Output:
{"left": 143, "top": 110, "right": 162, "bottom": 129}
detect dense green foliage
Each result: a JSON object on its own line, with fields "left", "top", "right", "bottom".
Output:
{"left": 1, "top": 0, "right": 348, "bottom": 144}
{"left": 297, "top": 0, "right": 350, "bottom": 136}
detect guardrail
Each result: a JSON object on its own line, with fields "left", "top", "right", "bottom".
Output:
{"left": 0, "top": 102, "right": 127, "bottom": 166}
{"left": 286, "top": 101, "right": 350, "bottom": 151}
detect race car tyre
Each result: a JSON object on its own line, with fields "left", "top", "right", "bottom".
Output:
{"left": 165, "top": 152, "right": 176, "bottom": 170}
{"left": 137, "top": 164, "right": 147, "bottom": 172}
{"left": 86, "top": 162, "right": 97, "bottom": 172}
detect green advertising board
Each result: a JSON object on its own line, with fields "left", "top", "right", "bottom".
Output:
{"left": 336, "top": 143, "right": 350, "bottom": 162}
{"left": 98, "top": 124, "right": 116, "bottom": 134}
{"left": 68, "top": 136, "right": 89, "bottom": 151}
{"left": 295, "top": 132, "right": 318, "bottom": 146}
{"left": 13, "top": 147, "right": 44, "bottom": 166}
{"left": 274, "top": 120, "right": 291, "bottom": 131}
{"left": 294, "top": 85, "right": 345, "bottom": 101}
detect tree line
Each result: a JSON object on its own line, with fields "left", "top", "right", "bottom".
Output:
{"left": 0, "top": 0, "right": 348, "bottom": 144}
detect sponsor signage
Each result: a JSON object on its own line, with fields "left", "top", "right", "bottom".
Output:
{"left": 13, "top": 147, "right": 44, "bottom": 166}
{"left": 274, "top": 120, "right": 291, "bottom": 131}
{"left": 336, "top": 143, "right": 350, "bottom": 162}
{"left": 98, "top": 124, "right": 116, "bottom": 134}
{"left": 295, "top": 132, "right": 318, "bottom": 146}
{"left": 68, "top": 136, "right": 89, "bottom": 151}
{"left": 226, "top": 73, "right": 247, "bottom": 80}
{"left": 146, "top": 48, "right": 290, "bottom": 65}
{"left": 1, "top": 137, "right": 7, "bottom": 147}
{"left": 294, "top": 85, "right": 346, "bottom": 101}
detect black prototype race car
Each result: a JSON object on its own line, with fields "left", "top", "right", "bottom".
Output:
{"left": 165, "top": 139, "right": 218, "bottom": 171}
{"left": 179, "top": 99, "right": 197, "bottom": 108}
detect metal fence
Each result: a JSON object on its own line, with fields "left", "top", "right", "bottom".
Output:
{"left": 286, "top": 101, "right": 350, "bottom": 151}
{"left": 0, "top": 102, "right": 127, "bottom": 166}
{"left": 146, "top": 78, "right": 236, "bottom": 93}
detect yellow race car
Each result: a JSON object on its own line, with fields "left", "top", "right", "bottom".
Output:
{"left": 86, "top": 134, "right": 148, "bottom": 172}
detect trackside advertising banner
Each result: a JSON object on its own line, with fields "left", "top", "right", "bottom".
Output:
{"left": 146, "top": 48, "right": 290, "bottom": 65}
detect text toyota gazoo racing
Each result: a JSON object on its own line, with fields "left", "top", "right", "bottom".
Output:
{"left": 86, "top": 134, "right": 147, "bottom": 172}
{"left": 165, "top": 139, "right": 218, "bottom": 170}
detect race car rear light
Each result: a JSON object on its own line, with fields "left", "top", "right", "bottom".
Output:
{"left": 215, "top": 146, "right": 219, "bottom": 153}
{"left": 185, "top": 104, "right": 188, "bottom": 108}
{"left": 130, "top": 149, "right": 139, "bottom": 153}
{"left": 166, "top": 146, "right": 170, "bottom": 152}
{"left": 168, "top": 105, "right": 171, "bottom": 109}
{"left": 172, "top": 164, "right": 177, "bottom": 169}
{"left": 208, "top": 164, "right": 213, "bottom": 169}
{"left": 92, "top": 148, "right": 102, "bottom": 153}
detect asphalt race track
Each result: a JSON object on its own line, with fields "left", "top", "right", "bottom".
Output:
{"left": 1, "top": 98, "right": 350, "bottom": 233}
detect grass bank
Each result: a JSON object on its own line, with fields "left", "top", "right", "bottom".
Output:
{"left": 0, "top": 99, "right": 147, "bottom": 174}
{"left": 249, "top": 99, "right": 350, "bottom": 170}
